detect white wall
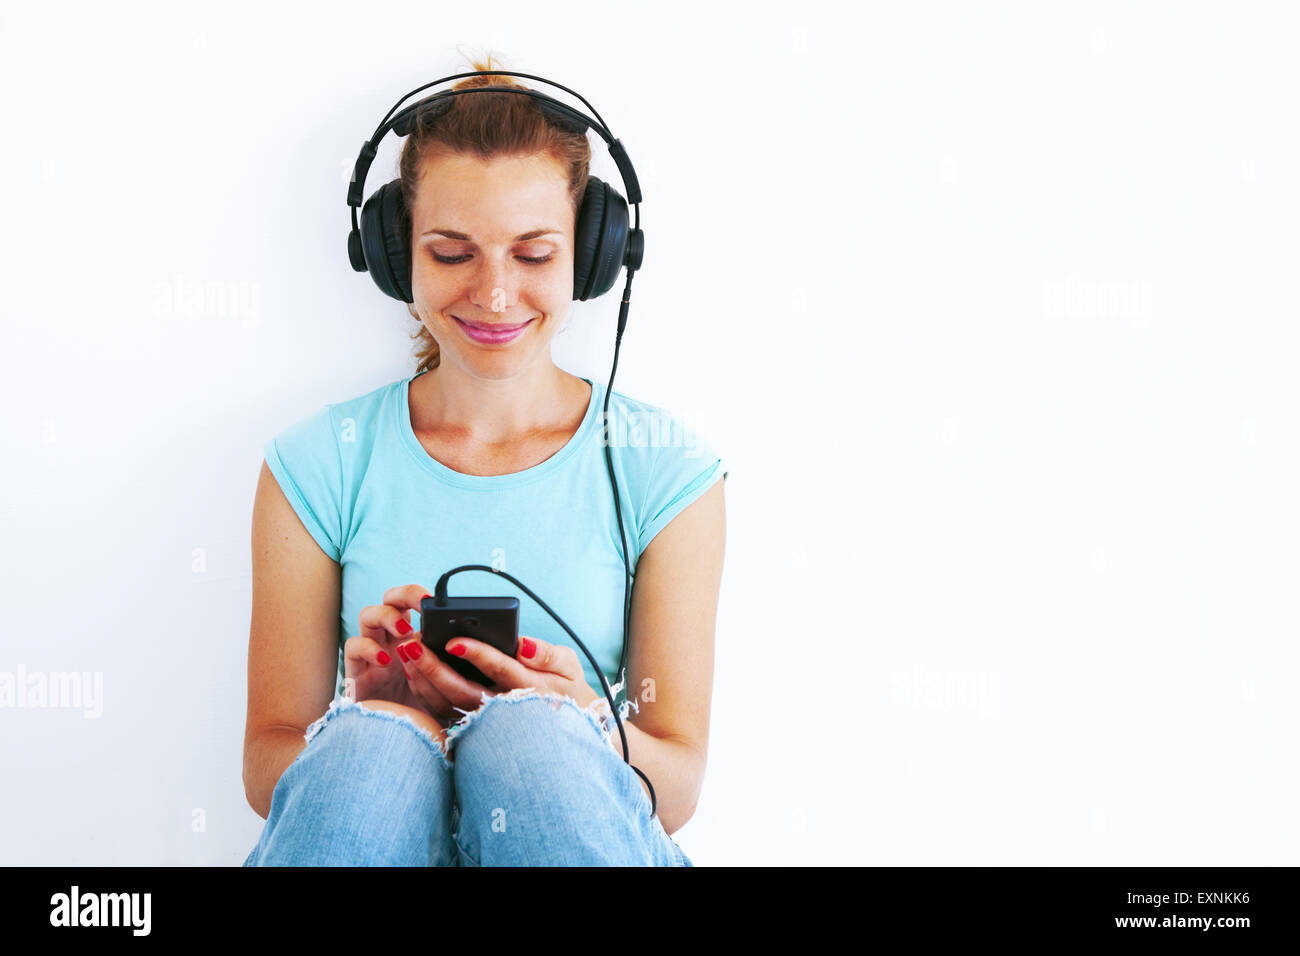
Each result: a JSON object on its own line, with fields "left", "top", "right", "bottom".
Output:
{"left": 1, "top": 0, "right": 1296, "bottom": 865}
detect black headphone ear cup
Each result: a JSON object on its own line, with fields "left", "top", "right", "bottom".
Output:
{"left": 572, "top": 176, "right": 629, "bottom": 301}
{"left": 360, "top": 180, "right": 414, "bottom": 302}
{"left": 572, "top": 177, "right": 605, "bottom": 301}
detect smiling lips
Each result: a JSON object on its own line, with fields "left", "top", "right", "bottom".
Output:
{"left": 454, "top": 316, "right": 533, "bottom": 332}
{"left": 453, "top": 315, "right": 535, "bottom": 344}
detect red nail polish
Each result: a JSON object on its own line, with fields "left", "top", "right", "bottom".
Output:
{"left": 377, "top": 650, "right": 392, "bottom": 665}
{"left": 405, "top": 641, "right": 424, "bottom": 660}
{"left": 395, "top": 618, "right": 413, "bottom": 636}
{"left": 519, "top": 637, "right": 536, "bottom": 658}
{"left": 448, "top": 644, "right": 466, "bottom": 657}
{"left": 396, "top": 644, "right": 409, "bottom": 662}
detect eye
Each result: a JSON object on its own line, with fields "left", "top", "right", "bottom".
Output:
{"left": 432, "top": 253, "right": 554, "bottom": 265}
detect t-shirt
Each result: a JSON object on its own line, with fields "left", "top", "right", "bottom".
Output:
{"left": 262, "top": 370, "right": 727, "bottom": 705}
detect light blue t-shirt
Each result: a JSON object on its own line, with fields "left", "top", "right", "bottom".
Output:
{"left": 263, "top": 370, "right": 726, "bottom": 703}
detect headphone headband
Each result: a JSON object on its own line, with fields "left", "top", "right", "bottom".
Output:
{"left": 374, "top": 70, "right": 613, "bottom": 141}
{"left": 346, "top": 71, "right": 642, "bottom": 227}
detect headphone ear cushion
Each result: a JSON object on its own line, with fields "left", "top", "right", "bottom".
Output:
{"left": 572, "top": 176, "right": 629, "bottom": 301}
{"left": 572, "top": 176, "right": 605, "bottom": 301}
{"left": 360, "top": 180, "right": 414, "bottom": 302}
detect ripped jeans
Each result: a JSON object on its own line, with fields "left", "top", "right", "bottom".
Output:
{"left": 241, "top": 688, "right": 693, "bottom": 866}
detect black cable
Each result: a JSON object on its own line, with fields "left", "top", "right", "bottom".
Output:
{"left": 430, "top": 272, "right": 655, "bottom": 818}
{"left": 606, "top": 275, "right": 635, "bottom": 720}
{"left": 364, "top": 72, "right": 655, "bottom": 817}
{"left": 431, "top": 557, "right": 657, "bottom": 819}
{"left": 430, "top": 269, "right": 652, "bottom": 815}
{"left": 611, "top": 210, "right": 640, "bottom": 696}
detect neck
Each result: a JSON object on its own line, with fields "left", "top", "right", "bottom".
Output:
{"left": 411, "top": 360, "right": 588, "bottom": 445}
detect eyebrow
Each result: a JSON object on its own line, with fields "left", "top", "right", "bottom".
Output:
{"left": 420, "top": 228, "right": 561, "bottom": 242}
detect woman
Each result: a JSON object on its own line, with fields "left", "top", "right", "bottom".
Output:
{"left": 241, "top": 63, "right": 727, "bottom": 866}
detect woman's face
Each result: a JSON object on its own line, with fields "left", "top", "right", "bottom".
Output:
{"left": 408, "top": 150, "right": 575, "bottom": 379}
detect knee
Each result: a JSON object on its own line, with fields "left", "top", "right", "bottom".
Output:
{"left": 255, "top": 701, "right": 456, "bottom": 867}
{"left": 449, "top": 693, "right": 620, "bottom": 808}
{"left": 281, "top": 700, "right": 452, "bottom": 805}
{"left": 447, "top": 694, "right": 652, "bottom": 865}
{"left": 450, "top": 694, "right": 606, "bottom": 776}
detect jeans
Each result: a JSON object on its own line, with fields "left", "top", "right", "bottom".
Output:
{"left": 242, "top": 689, "right": 694, "bottom": 866}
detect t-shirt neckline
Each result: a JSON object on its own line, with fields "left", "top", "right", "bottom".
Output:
{"left": 397, "top": 371, "right": 600, "bottom": 489}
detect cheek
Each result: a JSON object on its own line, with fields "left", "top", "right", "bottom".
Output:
{"left": 537, "top": 268, "right": 574, "bottom": 305}
{"left": 410, "top": 260, "right": 455, "bottom": 302}
{"left": 531, "top": 251, "right": 576, "bottom": 303}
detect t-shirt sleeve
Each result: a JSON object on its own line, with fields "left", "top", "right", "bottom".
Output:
{"left": 635, "top": 416, "right": 727, "bottom": 558}
{"left": 263, "top": 406, "right": 344, "bottom": 562}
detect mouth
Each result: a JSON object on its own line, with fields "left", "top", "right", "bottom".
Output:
{"left": 452, "top": 315, "right": 536, "bottom": 344}
{"left": 453, "top": 316, "right": 534, "bottom": 332}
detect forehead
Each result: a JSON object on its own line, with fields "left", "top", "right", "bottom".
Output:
{"left": 411, "top": 151, "right": 571, "bottom": 235}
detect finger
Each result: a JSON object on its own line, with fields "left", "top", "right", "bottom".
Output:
{"left": 344, "top": 635, "right": 396, "bottom": 669}
{"left": 445, "top": 637, "right": 539, "bottom": 691}
{"left": 399, "top": 638, "right": 495, "bottom": 712}
{"left": 394, "top": 643, "right": 457, "bottom": 716}
{"left": 381, "top": 584, "right": 434, "bottom": 614}
{"left": 358, "top": 593, "right": 427, "bottom": 646}
{"left": 512, "top": 635, "right": 583, "bottom": 681}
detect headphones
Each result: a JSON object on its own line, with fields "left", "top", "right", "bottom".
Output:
{"left": 344, "top": 71, "right": 655, "bottom": 816}
{"left": 346, "top": 71, "right": 645, "bottom": 305}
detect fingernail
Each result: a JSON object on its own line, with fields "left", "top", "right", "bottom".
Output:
{"left": 519, "top": 637, "right": 536, "bottom": 658}
{"left": 377, "top": 650, "right": 392, "bottom": 665}
{"left": 395, "top": 618, "right": 413, "bottom": 636}
{"left": 396, "top": 644, "right": 409, "bottom": 662}
{"left": 448, "top": 644, "right": 466, "bottom": 657}
{"left": 404, "top": 641, "right": 424, "bottom": 660}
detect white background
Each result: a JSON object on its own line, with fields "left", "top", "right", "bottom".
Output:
{"left": 1, "top": 0, "right": 1296, "bottom": 865}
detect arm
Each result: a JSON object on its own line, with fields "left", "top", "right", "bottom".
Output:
{"left": 616, "top": 477, "right": 726, "bottom": 835}
{"left": 243, "top": 460, "right": 342, "bottom": 819}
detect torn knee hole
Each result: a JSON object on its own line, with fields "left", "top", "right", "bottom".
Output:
{"left": 304, "top": 696, "right": 453, "bottom": 769}
{"left": 442, "top": 687, "right": 617, "bottom": 752}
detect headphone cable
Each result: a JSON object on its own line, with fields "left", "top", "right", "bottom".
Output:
{"left": 433, "top": 267, "right": 656, "bottom": 819}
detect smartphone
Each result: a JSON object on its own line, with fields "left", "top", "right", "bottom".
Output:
{"left": 419, "top": 595, "right": 520, "bottom": 687}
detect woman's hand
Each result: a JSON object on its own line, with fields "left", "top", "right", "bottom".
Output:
{"left": 344, "top": 584, "right": 492, "bottom": 723}
{"left": 436, "top": 634, "right": 606, "bottom": 714}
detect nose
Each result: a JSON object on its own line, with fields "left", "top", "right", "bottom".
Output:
{"left": 467, "top": 254, "right": 517, "bottom": 315}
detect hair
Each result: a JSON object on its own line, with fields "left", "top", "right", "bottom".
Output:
{"left": 397, "top": 54, "right": 593, "bottom": 374}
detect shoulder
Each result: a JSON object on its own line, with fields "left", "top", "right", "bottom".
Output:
{"left": 262, "top": 376, "right": 410, "bottom": 561}
{"left": 263, "top": 375, "right": 410, "bottom": 500}
{"left": 599, "top": 384, "right": 727, "bottom": 559}
{"left": 326, "top": 376, "right": 406, "bottom": 434}
{"left": 267, "top": 376, "right": 405, "bottom": 452}
{"left": 600, "top": 385, "right": 719, "bottom": 467}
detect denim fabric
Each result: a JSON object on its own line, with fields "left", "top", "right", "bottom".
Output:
{"left": 242, "top": 692, "right": 693, "bottom": 867}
